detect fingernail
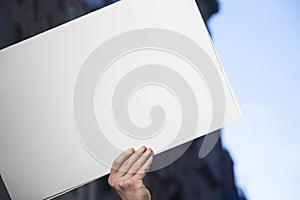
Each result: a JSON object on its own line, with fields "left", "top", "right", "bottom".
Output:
{"left": 127, "top": 148, "right": 134, "bottom": 153}
{"left": 138, "top": 145, "right": 146, "bottom": 152}
{"left": 148, "top": 148, "right": 154, "bottom": 155}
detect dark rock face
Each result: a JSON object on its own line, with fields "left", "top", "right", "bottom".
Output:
{"left": 196, "top": 0, "right": 219, "bottom": 22}
{"left": 0, "top": 0, "right": 88, "bottom": 50}
{"left": 0, "top": 0, "right": 246, "bottom": 200}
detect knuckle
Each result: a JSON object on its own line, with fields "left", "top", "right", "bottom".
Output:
{"left": 126, "top": 180, "right": 133, "bottom": 186}
{"left": 125, "top": 180, "right": 134, "bottom": 188}
{"left": 119, "top": 181, "right": 126, "bottom": 188}
{"left": 108, "top": 177, "right": 120, "bottom": 189}
{"left": 108, "top": 177, "right": 114, "bottom": 187}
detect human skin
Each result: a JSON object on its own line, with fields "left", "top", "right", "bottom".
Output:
{"left": 108, "top": 146, "right": 153, "bottom": 200}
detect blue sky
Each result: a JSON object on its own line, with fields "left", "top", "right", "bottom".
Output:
{"left": 210, "top": 1, "right": 300, "bottom": 199}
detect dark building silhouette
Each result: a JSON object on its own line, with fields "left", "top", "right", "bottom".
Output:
{"left": 0, "top": 0, "right": 246, "bottom": 200}
{"left": 0, "top": 0, "right": 88, "bottom": 49}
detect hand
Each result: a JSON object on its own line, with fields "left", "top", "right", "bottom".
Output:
{"left": 108, "top": 146, "right": 153, "bottom": 200}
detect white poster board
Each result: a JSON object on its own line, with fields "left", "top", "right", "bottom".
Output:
{"left": 0, "top": 0, "right": 242, "bottom": 199}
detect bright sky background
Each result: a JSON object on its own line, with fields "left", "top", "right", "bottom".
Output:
{"left": 210, "top": 1, "right": 300, "bottom": 199}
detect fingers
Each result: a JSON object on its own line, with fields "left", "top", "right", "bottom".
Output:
{"left": 131, "top": 152, "right": 153, "bottom": 181}
{"left": 117, "top": 146, "right": 147, "bottom": 175}
{"left": 110, "top": 148, "right": 135, "bottom": 175}
{"left": 122, "top": 147, "right": 153, "bottom": 180}
{"left": 128, "top": 147, "right": 153, "bottom": 174}
{"left": 108, "top": 146, "right": 154, "bottom": 191}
